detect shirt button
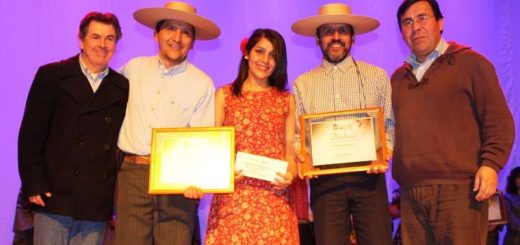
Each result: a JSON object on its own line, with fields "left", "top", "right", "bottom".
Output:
{"left": 76, "top": 140, "right": 84, "bottom": 147}
{"left": 102, "top": 144, "right": 111, "bottom": 151}
{"left": 104, "top": 116, "right": 112, "bottom": 123}
{"left": 74, "top": 169, "right": 81, "bottom": 176}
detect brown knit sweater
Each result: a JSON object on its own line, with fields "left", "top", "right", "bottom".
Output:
{"left": 391, "top": 42, "right": 515, "bottom": 188}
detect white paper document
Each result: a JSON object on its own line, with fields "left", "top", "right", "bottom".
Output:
{"left": 310, "top": 117, "right": 377, "bottom": 166}
{"left": 235, "top": 151, "right": 287, "bottom": 182}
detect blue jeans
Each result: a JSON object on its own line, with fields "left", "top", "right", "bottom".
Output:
{"left": 33, "top": 212, "right": 106, "bottom": 245}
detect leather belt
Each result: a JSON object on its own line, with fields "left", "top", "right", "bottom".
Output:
{"left": 124, "top": 153, "right": 151, "bottom": 164}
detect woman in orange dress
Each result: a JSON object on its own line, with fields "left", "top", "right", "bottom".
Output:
{"left": 205, "top": 29, "right": 299, "bottom": 244}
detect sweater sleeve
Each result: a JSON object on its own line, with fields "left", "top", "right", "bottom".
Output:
{"left": 470, "top": 54, "right": 515, "bottom": 172}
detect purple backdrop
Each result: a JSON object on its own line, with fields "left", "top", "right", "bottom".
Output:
{"left": 1, "top": 0, "right": 518, "bottom": 243}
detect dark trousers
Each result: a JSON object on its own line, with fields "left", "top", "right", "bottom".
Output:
{"left": 400, "top": 184, "right": 488, "bottom": 245}
{"left": 310, "top": 173, "right": 392, "bottom": 245}
{"left": 504, "top": 231, "right": 520, "bottom": 245}
{"left": 299, "top": 222, "right": 316, "bottom": 245}
{"left": 114, "top": 161, "right": 198, "bottom": 245}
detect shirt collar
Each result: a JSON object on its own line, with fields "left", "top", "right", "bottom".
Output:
{"left": 406, "top": 38, "right": 449, "bottom": 68}
{"left": 321, "top": 55, "right": 355, "bottom": 74}
{"left": 79, "top": 53, "right": 109, "bottom": 81}
{"left": 157, "top": 56, "right": 188, "bottom": 77}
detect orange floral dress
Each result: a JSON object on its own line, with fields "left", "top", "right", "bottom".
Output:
{"left": 205, "top": 85, "right": 299, "bottom": 245}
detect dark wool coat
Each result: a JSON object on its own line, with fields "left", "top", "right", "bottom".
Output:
{"left": 18, "top": 55, "right": 129, "bottom": 221}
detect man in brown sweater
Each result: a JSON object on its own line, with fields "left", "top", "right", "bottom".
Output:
{"left": 391, "top": 1, "right": 515, "bottom": 244}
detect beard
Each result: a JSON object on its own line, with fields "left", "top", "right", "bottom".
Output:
{"left": 320, "top": 40, "right": 351, "bottom": 64}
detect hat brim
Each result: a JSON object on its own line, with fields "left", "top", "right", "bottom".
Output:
{"left": 292, "top": 15, "right": 380, "bottom": 37}
{"left": 134, "top": 8, "right": 220, "bottom": 40}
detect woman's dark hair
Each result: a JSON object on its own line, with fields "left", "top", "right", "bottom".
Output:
{"left": 79, "top": 12, "right": 122, "bottom": 41}
{"left": 506, "top": 166, "right": 520, "bottom": 194}
{"left": 397, "top": 0, "right": 444, "bottom": 32}
{"left": 231, "top": 28, "right": 288, "bottom": 96}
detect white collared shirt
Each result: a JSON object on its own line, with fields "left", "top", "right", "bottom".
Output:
{"left": 117, "top": 56, "right": 215, "bottom": 155}
{"left": 406, "top": 38, "right": 449, "bottom": 81}
{"left": 79, "top": 54, "right": 109, "bottom": 93}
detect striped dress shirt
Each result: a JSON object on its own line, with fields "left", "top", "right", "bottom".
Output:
{"left": 293, "top": 56, "right": 394, "bottom": 150}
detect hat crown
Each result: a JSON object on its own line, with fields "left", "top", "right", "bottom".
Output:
{"left": 164, "top": 1, "right": 197, "bottom": 14}
{"left": 318, "top": 3, "right": 352, "bottom": 16}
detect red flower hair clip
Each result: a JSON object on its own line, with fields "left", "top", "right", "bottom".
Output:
{"left": 240, "top": 37, "right": 248, "bottom": 56}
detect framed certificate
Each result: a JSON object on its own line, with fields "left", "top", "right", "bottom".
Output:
{"left": 149, "top": 127, "right": 235, "bottom": 194}
{"left": 299, "top": 107, "right": 388, "bottom": 177}
{"left": 488, "top": 191, "right": 508, "bottom": 225}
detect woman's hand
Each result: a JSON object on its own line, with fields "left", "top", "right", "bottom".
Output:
{"left": 234, "top": 169, "right": 245, "bottom": 183}
{"left": 273, "top": 171, "right": 294, "bottom": 190}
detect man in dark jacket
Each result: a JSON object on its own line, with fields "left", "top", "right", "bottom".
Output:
{"left": 18, "top": 12, "right": 128, "bottom": 244}
{"left": 391, "top": 1, "right": 515, "bottom": 244}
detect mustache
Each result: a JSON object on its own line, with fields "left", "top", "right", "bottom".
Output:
{"left": 327, "top": 40, "right": 346, "bottom": 49}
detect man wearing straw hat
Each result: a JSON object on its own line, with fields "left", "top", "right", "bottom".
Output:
{"left": 292, "top": 3, "right": 393, "bottom": 244}
{"left": 115, "top": 2, "right": 220, "bottom": 244}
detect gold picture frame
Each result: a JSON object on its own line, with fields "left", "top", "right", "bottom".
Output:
{"left": 149, "top": 127, "right": 235, "bottom": 194}
{"left": 299, "top": 107, "right": 388, "bottom": 177}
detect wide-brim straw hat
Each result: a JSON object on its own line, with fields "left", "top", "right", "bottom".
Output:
{"left": 134, "top": 1, "right": 220, "bottom": 40}
{"left": 292, "top": 3, "right": 380, "bottom": 37}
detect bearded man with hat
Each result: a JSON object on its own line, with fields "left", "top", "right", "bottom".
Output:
{"left": 114, "top": 2, "right": 219, "bottom": 244}
{"left": 292, "top": 3, "right": 393, "bottom": 244}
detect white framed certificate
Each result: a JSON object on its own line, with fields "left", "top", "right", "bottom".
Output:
{"left": 235, "top": 151, "right": 287, "bottom": 182}
{"left": 299, "top": 107, "right": 388, "bottom": 177}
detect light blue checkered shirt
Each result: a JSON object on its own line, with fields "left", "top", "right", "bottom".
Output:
{"left": 406, "top": 38, "right": 449, "bottom": 82}
{"left": 79, "top": 54, "right": 109, "bottom": 93}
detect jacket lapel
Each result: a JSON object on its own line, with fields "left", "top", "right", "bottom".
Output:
{"left": 59, "top": 55, "right": 94, "bottom": 107}
{"left": 82, "top": 69, "right": 127, "bottom": 114}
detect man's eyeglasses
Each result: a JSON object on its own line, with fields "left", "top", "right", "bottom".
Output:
{"left": 318, "top": 25, "right": 353, "bottom": 37}
{"left": 400, "top": 14, "right": 433, "bottom": 27}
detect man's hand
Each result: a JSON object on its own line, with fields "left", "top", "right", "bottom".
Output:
{"left": 366, "top": 147, "right": 392, "bottom": 174}
{"left": 386, "top": 148, "right": 393, "bottom": 162}
{"left": 28, "top": 192, "right": 52, "bottom": 207}
{"left": 295, "top": 153, "right": 306, "bottom": 165}
{"left": 295, "top": 152, "right": 319, "bottom": 179}
{"left": 366, "top": 165, "right": 388, "bottom": 174}
{"left": 473, "top": 166, "right": 498, "bottom": 201}
{"left": 183, "top": 186, "right": 204, "bottom": 199}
